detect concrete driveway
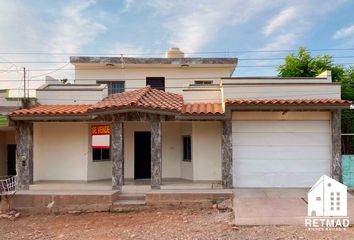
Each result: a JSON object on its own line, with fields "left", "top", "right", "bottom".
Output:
{"left": 233, "top": 188, "right": 354, "bottom": 225}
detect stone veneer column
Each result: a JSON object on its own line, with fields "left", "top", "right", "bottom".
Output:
{"left": 331, "top": 110, "right": 342, "bottom": 182}
{"left": 15, "top": 121, "right": 33, "bottom": 190}
{"left": 111, "top": 115, "right": 124, "bottom": 191}
{"left": 151, "top": 115, "right": 162, "bottom": 189}
{"left": 221, "top": 120, "right": 233, "bottom": 189}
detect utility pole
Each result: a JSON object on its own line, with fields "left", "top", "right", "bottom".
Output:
{"left": 21, "top": 67, "right": 30, "bottom": 108}
{"left": 23, "top": 67, "right": 26, "bottom": 99}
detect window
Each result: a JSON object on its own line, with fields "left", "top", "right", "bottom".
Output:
{"left": 316, "top": 197, "right": 321, "bottom": 201}
{"left": 146, "top": 77, "right": 165, "bottom": 91}
{"left": 182, "top": 135, "right": 191, "bottom": 161}
{"left": 328, "top": 183, "right": 331, "bottom": 187}
{"left": 99, "top": 81, "right": 125, "bottom": 95}
{"left": 194, "top": 80, "right": 213, "bottom": 85}
{"left": 93, "top": 148, "right": 110, "bottom": 161}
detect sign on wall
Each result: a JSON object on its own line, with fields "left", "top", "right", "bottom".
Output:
{"left": 91, "top": 125, "right": 110, "bottom": 148}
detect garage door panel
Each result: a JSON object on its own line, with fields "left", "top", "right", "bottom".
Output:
{"left": 235, "top": 146, "right": 330, "bottom": 160}
{"left": 234, "top": 132, "right": 330, "bottom": 146}
{"left": 233, "top": 121, "right": 330, "bottom": 133}
{"left": 232, "top": 120, "right": 330, "bottom": 187}
{"left": 234, "top": 172, "right": 325, "bottom": 188}
{"left": 236, "top": 160, "right": 330, "bottom": 173}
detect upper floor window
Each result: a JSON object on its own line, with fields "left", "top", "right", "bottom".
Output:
{"left": 99, "top": 81, "right": 125, "bottom": 95}
{"left": 146, "top": 77, "right": 165, "bottom": 91}
{"left": 194, "top": 80, "right": 213, "bottom": 85}
{"left": 109, "top": 82, "right": 125, "bottom": 94}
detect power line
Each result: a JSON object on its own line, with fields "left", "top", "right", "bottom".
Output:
{"left": 1, "top": 47, "right": 354, "bottom": 56}
{"left": 2, "top": 55, "right": 354, "bottom": 63}
{"left": 0, "top": 62, "right": 353, "bottom": 73}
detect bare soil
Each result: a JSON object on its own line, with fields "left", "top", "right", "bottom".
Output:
{"left": 1, "top": 208, "right": 354, "bottom": 240}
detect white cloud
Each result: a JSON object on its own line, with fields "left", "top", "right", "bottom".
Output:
{"left": 47, "top": 0, "right": 106, "bottom": 55}
{"left": 333, "top": 24, "right": 354, "bottom": 39}
{"left": 263, "top": 6, "right": 298, "bottom": 36}
{"left": 0, "top": 0, "right": 107, "bottom": 96}
{"left": 110, "top": 42, "right": 145, "bottom": 56}
{"left": 147, "top": 0, "right": 274, "bottom": 53}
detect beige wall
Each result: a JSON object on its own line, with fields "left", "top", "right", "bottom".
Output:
{"left": 182, "top": 88, "right": 222, "bottom": 103}
{"left": 223, "top": 84, "right": 341, "bottom": 100}
{"left": 75, "top": 67, "right": 232, "bottom": 94}
{"left": 192, "top": 122, "right": 222, "bottom": 181}
{"left": 34, "top": 122, "right": 89, "bottom": 181}
{"left": 232, "top": 111, "right": 331, "bottom": 121}
{"left": 87, "top": 123, "right": 112, "bottom": 181}
{"left": 37, "top": 89, "right": 108, "bottom": 104}
{"left": 32, "top": 121, "right": 222, "bottom": 182}
{"left": 180, "top": 123, "right": 193, "bottom": 180}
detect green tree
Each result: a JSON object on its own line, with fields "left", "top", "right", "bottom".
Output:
{"left": 277, "top": 47, "right": 354, "bottom": 153}
{"left": 277, "top": 47, "right": 345, "bottom": 83}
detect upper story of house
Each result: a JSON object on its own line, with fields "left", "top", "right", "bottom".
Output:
{"left": 33, "top": 48, "right": 341, "bottom": 106}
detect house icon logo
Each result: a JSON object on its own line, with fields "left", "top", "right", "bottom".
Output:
{"left": 305, "top": 175, "right": 349, "bottom": 230}
{"left": 308, "top": 175, "right": 347, "bottom": 217}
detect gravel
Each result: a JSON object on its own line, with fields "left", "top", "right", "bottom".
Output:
{"left": 0, "top": 208, "right": 353, "bottom": 240}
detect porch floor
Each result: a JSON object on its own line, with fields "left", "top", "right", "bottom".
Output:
{"left": 26, "top": 179, "right": 222, "bottom": 194}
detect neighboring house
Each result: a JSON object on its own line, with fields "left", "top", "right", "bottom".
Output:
{"left": 308, "top": 175, "right": 347, "bottom": 217}
{"left": 5, "top": 47, "right": 352, "bottom": 191}
{"left": 0, "top": 89, "right": 21, "bottom": 177}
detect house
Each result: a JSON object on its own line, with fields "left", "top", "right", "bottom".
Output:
{"left": 5, "top": 47, "right": 352, "bottom": 192}
{"left": 0, "top": 89, "right": 21, "bottom": 177}
{"left": 308, "top": 175, "right": 347, "bottom": 217}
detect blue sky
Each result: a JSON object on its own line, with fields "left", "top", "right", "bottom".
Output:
{"left": 1, "top": 0, "right": 354, "bottom": 93}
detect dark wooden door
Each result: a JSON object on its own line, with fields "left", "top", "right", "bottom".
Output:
{"left": 7, "top": 144, "right": 16, "bottom": 175}
{"left": 134, "top": 132, "right": 151, "bottom": 179}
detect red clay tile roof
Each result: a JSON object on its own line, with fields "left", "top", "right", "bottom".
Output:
{"left": 88, "top": 86, "right": 183, "bottom": 113}
{"left": 226, "top": 99, "right": 352, "bottom": 106}
{"left": 10, "top": 104, "right": 91, "bottom": 116}
{"left": 182, "top": 103, "right": 224, "bottom": 115}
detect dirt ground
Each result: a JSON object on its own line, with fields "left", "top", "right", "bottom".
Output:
{"left": 1, "top": 208, "right": 354, "bottom": 240}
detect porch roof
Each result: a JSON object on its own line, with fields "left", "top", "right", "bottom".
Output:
{"left": 88, "top": 86, "right": 183, "bottom": 113}
{"left": 8, "top": 87, "right": 225, "bottom": 118}
{"left": 8, "top": 87, "right": 352, "bottom": 119}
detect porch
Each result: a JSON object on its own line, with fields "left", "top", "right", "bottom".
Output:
{"left": 27, "top": 179, "right": 222, "bottom": 193}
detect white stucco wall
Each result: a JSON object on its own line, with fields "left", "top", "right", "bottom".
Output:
{"left": 192, "top": 122, "right": 222, "bottom": 181}
{"left": 34, "top": 122, "right": 89, "bottom": 181}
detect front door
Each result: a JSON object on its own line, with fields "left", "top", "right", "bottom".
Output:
{"left": 7, "top": 144, "right": 16, "bottom": 175}
{"left": 134, "top": 132, "right": 151, "bottom": 179}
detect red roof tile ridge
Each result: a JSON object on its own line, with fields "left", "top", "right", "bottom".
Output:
{"left": 226, "top": 98, "right": 352, "bottom": 105}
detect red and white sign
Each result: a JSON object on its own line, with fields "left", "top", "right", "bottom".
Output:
{"left": 91, "top": 125, "right": 110, "bottom": 149}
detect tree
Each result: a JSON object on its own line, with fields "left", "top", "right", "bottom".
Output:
{"left": 277, "top": 47, "right": 354, "bottom": 154}
{"left": 277, "top": 47, "right": 345, "bottom": 83}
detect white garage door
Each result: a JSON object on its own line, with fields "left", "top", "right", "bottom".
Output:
{"left": 233, "top": 120, "right": 331, "bottom": 187}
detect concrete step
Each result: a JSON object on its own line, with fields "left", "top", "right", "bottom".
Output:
{"left": 117, "top": 194, "right": 145, "bottom": 201}
{"left": 113, "top": 199, "right": 145, "bottom": 205}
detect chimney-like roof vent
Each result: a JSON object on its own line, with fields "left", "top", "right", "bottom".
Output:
{"left": 165, "top": 47, "right": 184, "bottom": 58}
